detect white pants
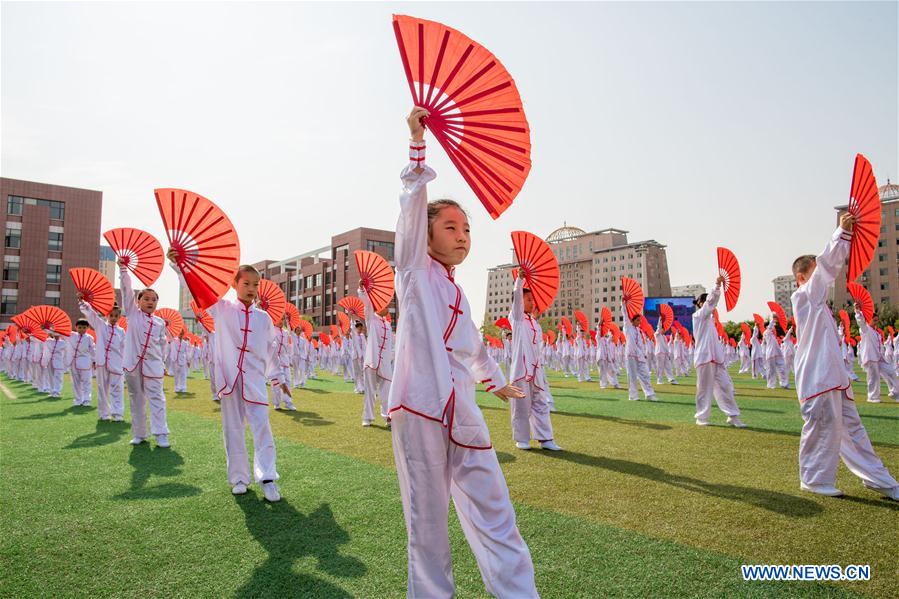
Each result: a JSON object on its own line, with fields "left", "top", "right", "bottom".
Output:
{"left": 752, "top": 357, "right": 765, "bottom": 379}
{"left": 292, "top": 360, "right": 306, "bottom": 388}
{"left": 598, "top": 361, "right": 618, "bottom": 389}
{"left": 862, "top": 362, "right": 899, "bottom": 401}
{"left": 391, "top": 412, "right": 538, "bottom": 599}
{"left": 174, "top": 364, "right": 188, "bottom": 392}
{"left": 71, "top": 368, "right": 93, "bottom": 405}
{"left": 510, "top": 380, "right": 554, "bottom": 443}
{"left": 626, "top": 357, "right": 655, "bottom": 400}
{"left": 799, "top": 390, "right": 897, "bottom": 489}
{"left": 49, "top": 366, "right": 64, "bottom": 397}
{"left": 353, "top": 358, "right": 365, "bottom": 393}
{"left": 766, "top": 357, "right": 788, "bottom": 388}
{"left": 125, "top": 371, "right": 169, "bottom": 439}
{"left": 694, "top": 362, "right": 740, "bottom": 422}
{"left": 655, "top": 354, "right": 675, "bottom": 384}
{"left": 271, "top": 371, "right": 295, "bottom": 409}
{"left": 739, "top": 353, "right": 750, "bottom": 373}
{"left": 221, "top": 381, "right": 278, "bottom": 485}
{"left": 362, "top": 368, "right": 390, "bottom": 423}
{"left": 96, "top": 366, "right": 124, "bottom": 419}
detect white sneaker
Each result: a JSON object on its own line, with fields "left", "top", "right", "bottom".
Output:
{"left": 113, "top": 415, "right": 124, "bottom": 422}
{"left": 129, "top": 437, "right": 145, "bottom": 445}
{"left": 800, "top": 482, "right": 844, "bottom": 497}
{"left": 647, "top": 395, "right": 659, "bottom": 402}
{"left": 231, "top": 483, "right": 248, "bottom": 495}
{"left": 362, "top": 421, "right": 372, "bottom": 427}
{"left": 695, "top": 419, "right": 710, "bottom": 426}
{"left": 515, "top": 442, "right": 531, "bottom": 450}
{"left": 727, "top": 416, "right": 747, "bottom": 428}
{"left": 287, "top": 404, "right": 297, "bottom": 411}
{"left": 867, "top": 398, "right": 881, "bottom": 403}
{"left": 870, "top": 486, "right": 899, "bottom": 501}
{"left": 670, "top": 380, "right": 678, "bottom": 385}
{"left": 155, "top": 434, "right": 170, "bottom": 448}
{"left": 540, "top": 441, "right": 563, "bottom": 451}
{"left": 628, "top": 397, "right": 639, "bottom": 401}
{"left": 262, "top": 481, "right": 281, "bottom": 502}
{"left": 274, "top": 404, "right": 282, "bottom": 410}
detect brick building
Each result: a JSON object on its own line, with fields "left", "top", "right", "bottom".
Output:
{"left": 2, "top": 178, "right": 102, "bottom": 327}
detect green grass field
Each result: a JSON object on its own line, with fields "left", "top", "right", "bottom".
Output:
{"left": 1, "top": 367, "right": 896, "bottom": 598}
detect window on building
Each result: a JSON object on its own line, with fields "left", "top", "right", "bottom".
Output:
{"left": 45, "top": 295, "right": 60, "bottom": 307}
{"left": 6, "top": 196, "right": 23, "bottom": 215}
{"left": 46, "top": 264, "right": 62, "bottom": 284}
{"left": 878, "top": 254, "right": 885, "bottom": 262}
{"left": 0, "top": 298, "right": 16, "bottom": 314}
{"left": 48, "top": 231, "right": 63, "bottom": 252}
{"left": 36, "top": 199, "right": 65, "bottom": 220}
{"left": 5, "top": 228, "right": 21, "bottom": 248}
{"left": 366, "top": 240, "right": 395, "bottom": 261}
{"left": 3, "top": 258, "right": 18, "bottom": 281}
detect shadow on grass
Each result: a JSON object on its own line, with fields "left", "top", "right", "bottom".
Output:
{"left": 14, "top": 404, "right": 91, "bottom": 420}
{"left": 173, "top": 391, "right": 197, "bottom": 398}
{"left": 833, "top": 493, "right": 899, "bottom": 511}
{"left": 540, "top": 451, "right": 823, "bottom": 517}
{"left": 495, "top": 451, "right": 517, "bottom": 464}
{"left": 113, "top": 444, "right": 201, "bottom": 500}
{"left": 650, "top": 398, "right": 786, "bottom": 414}
{"left": 479, "top": 405, "right": 672, "bottom": 431}
{"left": 65, "top": 419, "right": 129, "bottom": 449}
{"left": 550, "top": 392, "right": 619, "bottom": 402}
{"left": 234, "top": 495, "right": 366, "bottom": 598}
{"left": 278, "top": 408, "right": 334, "bottom": 427}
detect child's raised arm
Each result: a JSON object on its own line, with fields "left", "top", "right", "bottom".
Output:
{"left": 395, "top": 107, "right": 436, "bottom": 273}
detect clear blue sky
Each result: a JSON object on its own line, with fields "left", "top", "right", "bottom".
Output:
{"left": 2, "top": 1, "right": 896, "bottom": 321}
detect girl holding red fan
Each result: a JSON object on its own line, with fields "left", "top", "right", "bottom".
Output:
{"left": 169, "top": 252, "right": 288, "bottom": 502}
{"left": 79, "top": 300, "right": 125, "bottom": 421}
{"left": 791, "top": 214, "right": 897, "bottom": 499}
{"left": 691, "top": 280, "right": 745, "bottom": 427}
{"left": 67, "top": 319, "right": 95, "bottom": 407}
{"left": 271, "top": 317, "right": 296, "bottom": 411}
{"left": 358, "top": 287, "right": 392, "bottom": 427}
{"left": 119, "top": 260, "right": 171, "bottom": 447}
{"left": 388, "top": 107, "right": 537, "bottom": 598}
{"left": 854, "top": 309, "right": 899, "bottom": 403}
{"left": 620, "top": 304, "right": 657, "bottom": 402}
{"left": 509, "top": 268, "right": 560, "bottom": 451}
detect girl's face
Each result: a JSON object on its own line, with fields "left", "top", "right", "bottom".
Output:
{"left": 428, "top": 206, "right": 470, "bottom": 267}
{"left": 107, "top": 309, "right": 121, "bottom": 325}
{"left": 234, "top": 271, "right": 260, "bottom": 304}
{"left": 138, "top": 291, "right": 158, "bottom": 314}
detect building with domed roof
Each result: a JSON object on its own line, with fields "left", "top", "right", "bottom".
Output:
{"left": 832, "top": 181, "right": 899, "bottom": 311}
{"left": 484, "top": 223, "right": 671, "bottom": 329}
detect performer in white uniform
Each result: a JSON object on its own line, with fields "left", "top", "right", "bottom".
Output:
{"left": 359, "top": 287, "right": 393, "bottom": 427}
{"left": 621, "top": 303, "right": 656, "bottom": 402}
{"left": 80, "top": 301, "right": 126, "bottom": 420}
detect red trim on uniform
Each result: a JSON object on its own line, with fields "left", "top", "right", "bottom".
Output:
{"left": 799, "top": 383, "right": 852, "bottom": 403}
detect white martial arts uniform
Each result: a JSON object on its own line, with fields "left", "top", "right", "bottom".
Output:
{"left": 791, "top": 226, "right": 897, "bottom": 491}
{"left": 508, "top": 278, "right": 555, "bottom": 444}
{"left": 360, "top": 289, "right": 393, "bottom": 425}
{"left": 855, "top": 311, "right": 899, "bottom": 402}
{"left": 168, "top": 337, "right": 190, "bottom": 393}
{"left": 691, "top": 284, "right": 741, "bottom": 423}
{"left": 270, "top": 328, "right": 295, "bottom": 410}
{"left": 41, "top": 337, "right": 66, "bottom": 398}
{"left": 621, "top": 304, "right": 655, "bottom": 401}
{"left": 388, "top": 146, "right": 537, "bottom": 599}
{"left": 80, "top": 302, "right": 126, "bottom": 420}
{"left": 67, "top": 333, "right": 95, "bottom": 405}
{"left": 120, "top": 269, "right": 170, "bottom": 441}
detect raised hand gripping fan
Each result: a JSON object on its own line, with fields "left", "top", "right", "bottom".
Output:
{"left": 393, "top": 14, "right": 532, "bottom": 220}
{"left": 574, "top": 310, "right": 589, "bottom": 332}
{"left": 23, "top": 305, "right": 72, "bottom": 337}
{"left": 511, "top": 231, "right": 559, "bottom": 313}
{"left": 716, "top": 247, "right": 741, "bottom": 312}
{"left": 337, "top": 312, "right": 351, "bottom": 335}
{"left": 338, "top": 297, "right": 366, "bottom": 321}
{"left": 154, "top": 308, "right": 184, "bottom": 338}
{"left": 285, "top": 303, "right": 302, "bottom": 330}
{"left": 659, "top": 303, "right": 674, "bottom": 331}
{"left": 495, "top": 317, "right": 511, "bottom": 331}
{"left": 155, "top": 188, "right": 241, "bottom": 309}
{"left": 559, "top": 317, "right": 573, "bottom": 337}
{"left": 621, "top": 277, "right": 644, "bottom": 320}
{"left": 103, "top": 227, "right": 165, "bottom": 286}
{"left": 354, "top": 250, "right": 395, "bottom": 314}
{"left": 767, "top": 301, "right": 788, "bottom": 331}
{"left": 69, "top": 268, "right": 116, "bottom": 316}
{"left": 846, "top": 282, "right": 874, "bottom": 324}
{"left": 846, "top": 154, "right": 881, "bottom": 283}
{"left": 753, "top": 313, "right": 765, "bottom": 331}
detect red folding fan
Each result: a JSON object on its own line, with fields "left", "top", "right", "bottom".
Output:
{"left": 155, "top": 188, "right": 241, "bottom": 309}
{"left": 495, "top": 317, "right": 511, "bottom": 331}
{"left": 740, "top": 322, "right": 752, "bottom": 345}
{"left": 118, "top": 316, "right": 128, "bottom": 332}
{"left": 621, "top": 277, "right": 644, "bottom": 319}
{"left": 69, "top": 267, "right": 116, "bottom": 316}
{"left": 838, "top": 309, "right": 851, "bottom": 336}
{"left": 337, "top": 312, "right": 350, "bottom": 335}
{"left": 716, "top": 247, "right": 741, "bottom": 312}
{"left": 190, "top": 300, "right": 215, "bottom": 333}
{"left": 767, "top": 301, "right": 787, "bottom": 331}
{"left": 154, "top": 308, "right": 184, "bottom": 338}
{"left": 23, "top": 305, "right": 72, "bottom": 337}
{"left": 285, "top": 303, "right": 302, "bottom": 330}
{"left": 753, "top": 313, "right": 765, "bottom": 331}
{"left": 338, "top": 297, "right": 366, "bottom": 321}
{"left": 559, "top": 317, "right": 573, "bottom": 337}
{"left": 600, "top": 306, "right": 612, "bottom": 326}
{"left": 846, "top": 282, "right": 873, "bottom": 324}
{"left": 845, "top": 154, "right": 881, "bottom": 283}
{"left": 256, "top": 279, "right": 286, "bottom": 326}
{"left": 6, "top": 325, "right": 17, "bottom": 343}
{"left": 355, "top": 250, "right": 395, "bottom": 314}
{"left": 511, "top": 231, "right": 559, "bottom": 313}
{"left": 574, "top": 310, "right": 589, "bottom": 332}
{"left": 393, "top": 15, "right": 531, "bottom": 220}
{"left": 11, "top": 316, "right": 48, "bottom": 342}
{"left": 640, "top": 319, "right": 655, "bottom": 340}
{"left": 320, "top": 333, "right": 331, "bottom": 347}
{"left": 103, "top": 227, "right": 165, "bottom": 286}
{"left": 546, "top": 329, "right": 556, "bottom": 345}
{"left": 658, "top": 303, "right": 674, "bottom": 331}
{"left": 298, "top": 319, "right": 313, "bottom": 337}
{"left": 330, "top": 325, "right": 339, "bottom": 339}
{"left": 888, "top": 326, "right": 895, "bottom": 337}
